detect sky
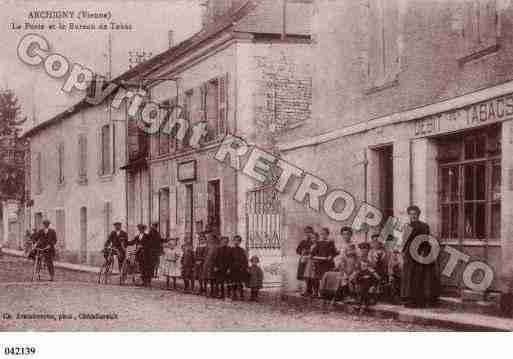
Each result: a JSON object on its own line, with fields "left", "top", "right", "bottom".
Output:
{"left": 0, "top": 0, "right": 202, "bottom": 133}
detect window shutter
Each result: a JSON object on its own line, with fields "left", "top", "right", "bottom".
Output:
{"left": 111, "top": 123, "right": 116, "bottom": 174}
{"left": 78, "top": 134, "right": 87, "bottom": 179}
{"left": 218, "top": 73, "right": 228, "bottom": 136}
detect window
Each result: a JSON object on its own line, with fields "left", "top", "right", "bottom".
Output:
{"left": 438, "top": 125, "right": 501, "bottom": 241}
{"left": 366, "top": 0, "right": 400, "bottom": 90}
{"left": 203, "top": 75, "right": 228, "bottom": 142}
{"left": 158, "top": 100, "right": 171, "bottom": 156}
{"left": 34, "top": 152, "right": 42, "bottom": 194}
{"left": 461, "top": 0, "right": 498, "bottom": 59}
{"left": 375, "top": 145, "right": 394, "bottom": 222}
{"left": 57, "top": 143, "right": 65, "bottom": 185}
{"left": 159, "top": 188, "right": 170, "bottom": 239}
{"left": 78, "top": 134, "right": 87, "bottom": 183}
{"left": 100, "top": 124, "right": 112, "bottom": 175}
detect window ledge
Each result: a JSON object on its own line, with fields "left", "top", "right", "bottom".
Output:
{"left": 458, "top": 44, "right": 500, "bottom": 66}
{"left": 77, "top": 177, "right": 88, "bottom": 185}
{"left": 364, "top": 78, "right": 399, "bottom": 95}
{"left": 98, "top": 174, "right": 114, "bottom": 182}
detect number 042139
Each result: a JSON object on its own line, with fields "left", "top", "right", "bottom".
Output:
{"left": 3, "top": 347, "right": 36, "bottom": 356}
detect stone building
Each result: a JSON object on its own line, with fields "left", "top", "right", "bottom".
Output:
{"left": 276, "top": 0, "right": 513, "bottom": 299}
{"left": 119, "top": 0, "right": 312, "bottom": 285}
{"left": 22, "top": 101, "right": 128, "bottom": 265}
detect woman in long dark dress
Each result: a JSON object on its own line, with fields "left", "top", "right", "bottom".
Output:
{"left": 401, "top": 205, "right": 440, "bottom": 307}
{"left": 296, "top": 226, "right": 314, "bottom": 282}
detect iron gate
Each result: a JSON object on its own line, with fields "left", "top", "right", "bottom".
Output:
{"left": 245, "top": 186, "right": 283, "bottom": 287}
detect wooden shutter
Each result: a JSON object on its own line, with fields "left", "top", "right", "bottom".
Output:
{"left": 218, "top": 73, "right": 228, "bottom": 137}
{"left": 56, "top": 209, "right": 65, "bottom": 250}
{"left": 78, "top": 134, "right": 87, "bottom": 179}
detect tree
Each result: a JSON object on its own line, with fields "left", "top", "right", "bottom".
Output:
{"left": 0, "top": 89, "right": 26, "bottom": 135}
{"left": 0, "top": 89, "right": 26, "bottom": 201}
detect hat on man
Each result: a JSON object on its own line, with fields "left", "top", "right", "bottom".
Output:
{"left": 358, "top": 242, "right": 370, "bottom": 250}
{"left": 42, "top": 219, "right": 50, "bottom": 225}
{"left": 113, "top": 221, "right": 122, "bottom": 226}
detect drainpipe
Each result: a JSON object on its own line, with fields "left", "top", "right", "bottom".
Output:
{"left": 281, "top": 0, "right": 287, "bottom": 41}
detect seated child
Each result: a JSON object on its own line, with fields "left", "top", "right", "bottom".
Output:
{"left": 335, "top": 245, "right": 360, "bottom": 302}
{"left": 369, "top": 235, "right": 389, "bottom": 298}
{"left": 385, "top": 249, "right": 402, "bottom": 303}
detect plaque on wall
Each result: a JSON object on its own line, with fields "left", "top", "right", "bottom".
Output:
{"left": 178, "top": 160, "right": 196, "bottom": 182}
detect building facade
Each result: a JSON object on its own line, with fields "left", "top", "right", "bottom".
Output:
{"left": 23, "top": 101, "right": 127, "bottom": 266}
{"left": 121, "top": 0, "right": 312, "bottom": 285}
{"left": 276, "top": 0, "right": 513, "bottom": 298}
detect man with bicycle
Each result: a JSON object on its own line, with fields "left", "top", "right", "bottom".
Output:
{"left": 103, "top": 221, "right": 128, "bottom": 271}
{"left": 34, "top": 219, "right": 57, "bottom": 281}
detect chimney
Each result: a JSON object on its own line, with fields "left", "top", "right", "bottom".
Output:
{"left": 168, "top": 30, "right": 174, "bottom": 48}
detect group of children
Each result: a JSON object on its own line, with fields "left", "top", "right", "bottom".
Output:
{"left": 159, "top": 232, "right": 264, "bottom": 301}
{"left": 297, "top": 226, "right": 402, "bottom": 311}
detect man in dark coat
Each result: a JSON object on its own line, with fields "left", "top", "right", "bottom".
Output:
{"left": 35, "top": 219, "right": 57, "bottom": 281}
{"left": 127, "top": 224, "right": 147, "bottom": 284}
{"left": 311, "top": 228, "right": 338, "bottom": 296}
{"left": 401, "top": 205, "right": 440, "bottom": 308}
{"left": 229, "top": 235, "right": 249, "bottom": 300}
{"left": 142, "top": 222, "right": 163, "bottom": 287}
{"left": 214, "top": 236, "right": 232, "bottom": 299}
{"left": 202, "top": 233, "right": 219, "bottom": 297}
{"left": 104, "top": 222, "right": 128, "bottom": 271}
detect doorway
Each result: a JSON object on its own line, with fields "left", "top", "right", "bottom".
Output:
{"left": 207, "top": 180, "right": 221, "bottom": 236}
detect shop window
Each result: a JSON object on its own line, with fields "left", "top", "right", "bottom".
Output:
{"left": 438, "top": 125, "right": 501, "bottom": 241}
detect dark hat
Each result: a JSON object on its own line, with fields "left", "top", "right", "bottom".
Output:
{"left": 113, "top": 221, "right": 122, "bottom": 226}
{"left": 42, "top": 219, "right": 50, "bottom": 225}
{"left": 358, "top": 242, "right": 370, "bottom": 250}
{"left": 340, "top": 226, "right": 353, "bottom": 235}
{"left": 250, "top": 255, "right": 260, "bottom": 263}
{"left": 136, "top": 224, "right": 146, "bottom": 230}
{"left": 407, "top": 205, "right": 421, "bottom": 214}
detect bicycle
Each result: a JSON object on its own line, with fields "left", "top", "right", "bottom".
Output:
{"left": 98, "top": 247, "right": 119, "bottom": 285}
{"left": 32, "top": 247, "right": 49, "bottom": 282}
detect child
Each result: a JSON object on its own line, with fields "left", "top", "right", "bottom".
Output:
{"left": 386, "top": 249, "right": 402, "bottom": 303}
{"left": 247, "top": 255, "right": 263, "bottom": 301}
{"left": 202, "top": 233, "right": 219, "bottom": 297}
{"left": 194, "top": 232, "right": 208, "bottom": 295}
{"left": 230, "top": 235, "right": 249, "bottom": 300}
{"left": 369, "top": 234, "right": 389, "bottom": 298}
{"left": 336, "top": 245, "right": 360, "bottom": 302}
{"left": 161, "top": 238, "right": 182, "bottom": 290}
{"left": 354, "top": 260, "right": 380, "bottom": 312}
{"left": 181, "top": 240, "right": 195, "bottom": 293}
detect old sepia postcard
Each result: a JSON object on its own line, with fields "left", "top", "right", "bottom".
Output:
{"left": 1, "top": 0, "right": 513, "bottom": 338}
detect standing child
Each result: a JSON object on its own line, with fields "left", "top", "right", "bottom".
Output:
{"left": 247, "top": 255, "right": 263, "bottom": 301}
{"left": 303, "top": 232, "right": 320, "bottom": 297}
{"left": 354, "top": 260, "right": 380, "bottom": 312}
{"left": 181, "top": 239, "right": 195, "bottom": 293}
{"left": 387, "top": 249, "right": 402, "bottom": 303}
{"left": 194, "top": 232, "right": 208, "bottom": 295}
{"left": 230, "top": 235, "right": 249, "bottom": 301}
{"left": 161, "top": 238, "right": 182, "bottom": 290}
{"left": 214, "top": 236, "right": 231, "bottom": 299}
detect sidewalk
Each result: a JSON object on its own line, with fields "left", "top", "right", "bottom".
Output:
{"left": 3, "top": 248, "right": 512, "bottom": 331}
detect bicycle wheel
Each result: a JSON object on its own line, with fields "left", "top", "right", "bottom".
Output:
{"left": 31, "top": 257, "right": 39, "bottom": 282}
{"left": 98, "top": 262, "right": 107, "bottom": 284}
{"left": 104, "top": 259, "right": 113, "bottom": 284}
{"left": 119, "top": 259, "right": 128, "bottom": 285}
